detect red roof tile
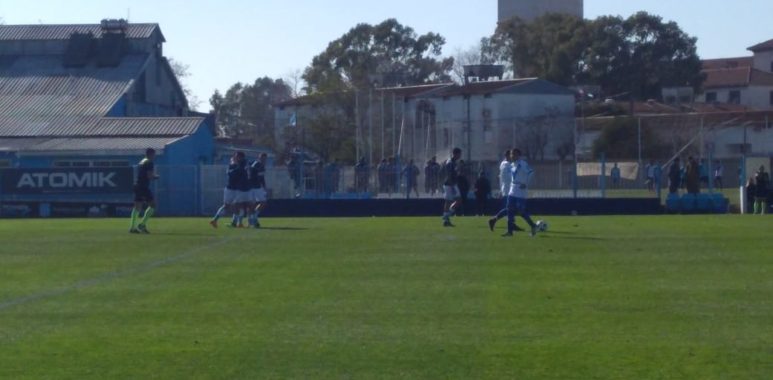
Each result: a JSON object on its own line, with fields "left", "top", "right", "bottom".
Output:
{"left": 702, "top": 57, "right": 752, "bottom": 70}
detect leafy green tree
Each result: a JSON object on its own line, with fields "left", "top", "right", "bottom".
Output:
{"left": 209, "top": 78, "right": 292, "bottom": 147}
{"left": 489, "top": 12, "right": 704, "bottom": 100}
{"left": 488, "top": 14, "right": 588, "bottom": 85}
{"left": 591, "top": 118, "right": 670, "bottom": 160}
{"left": 303, "top": 18, "right": 453, "bottom": 92}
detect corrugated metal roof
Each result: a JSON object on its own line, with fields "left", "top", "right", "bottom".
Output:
{"left": 0, "top": 54, "right": 149, "bottom": 137}
{"left": 0, "top": 136, "right": 182, "bottom": 153}
{"left": 91, "top": 117, "right": 205, "bottom": 136}
{"left": 0, "top": 24, "right": 161, "bottom": 41}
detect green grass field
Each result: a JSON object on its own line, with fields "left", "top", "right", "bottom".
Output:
{"left": 1, "top": 216, "right": 771, "bottom": 379}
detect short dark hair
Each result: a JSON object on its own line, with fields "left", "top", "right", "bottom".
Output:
{"left": 452, "top": 147, "right": 462, "bottom": 156}
{"left": 504, "top": 149, "right": 511, "bottom": 158}
{"left": 236, "top": 151, "right": 245, "bottom": 159}
{"left": 512, "top": 148, "right": 522, "bottom": 156}
{"left": 145, "top": 148, "right": 156, "bottom": 156}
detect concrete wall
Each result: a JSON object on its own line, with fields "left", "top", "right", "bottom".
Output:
{"left": 498, "top": 0, "right": 583, "bottom": 22}
{"left": 753, "top": 50, "right": 773, "bottom": 73}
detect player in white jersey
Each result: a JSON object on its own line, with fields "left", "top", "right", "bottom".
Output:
{"left": 504, "top": 149, "right": 538, "bottom": 237}
{"left": 488, "top": 150, "right": 523, "bottom": 232}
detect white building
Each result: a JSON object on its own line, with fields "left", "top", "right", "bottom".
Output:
{"left": 273, "top": 79, "right": 576, "bottom": 164}
{"left": 697, "top": 38, "right": 773, "bottom": 110}
{"left": 498, "top": 0, "right": 583, "bottom": 23}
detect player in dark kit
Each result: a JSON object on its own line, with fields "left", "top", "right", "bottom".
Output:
{"left": 210, "top": 152, "right": 248, "bottom": 228}
{"left": 129, "top": 148, "right": 159, "bottom": 234}
{"left": 248, "top": 153, "right": 269, "bottom": 228}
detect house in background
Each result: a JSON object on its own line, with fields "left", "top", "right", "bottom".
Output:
{"left": 0, "top": 20, "right": 215, "bottom": 216}
{"left": 696, "top": 38, "right": 773, "bottom": 110}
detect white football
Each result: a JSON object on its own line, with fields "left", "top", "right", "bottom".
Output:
{"left": 536, "top": 220, "right": 549, "bottom": 232}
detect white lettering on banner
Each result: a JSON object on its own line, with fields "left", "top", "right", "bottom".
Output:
{"left": 15, "top": 172, "right": 119, "bottom": 189}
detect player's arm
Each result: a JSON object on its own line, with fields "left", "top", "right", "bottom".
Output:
{"left": 148, "top": 163, "right": 160, "bottom": 181}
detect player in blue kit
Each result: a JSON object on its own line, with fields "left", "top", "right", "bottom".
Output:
{"left": 210, "top": 152, "right": 248, "bottom": 228}
{"left": 248, "top": 153, "right": 269, "bottom": 228}
{"left": 503, "top": 148, "right": 538, "bottom": 237}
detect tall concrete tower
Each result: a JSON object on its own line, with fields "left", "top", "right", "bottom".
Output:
{"left": 498, "top": 0, "right": 584, "bottom": 23}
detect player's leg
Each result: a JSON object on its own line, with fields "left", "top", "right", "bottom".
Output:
{"left": 138, "top": 198, "right": 155, "bottom": 234}
{"left": 253, "top": 189, "right": 267, "bottom": 228}
{"left": 211, "top": 189, "right": 234, "bottom": 228}
{"left": 516, "top": 198, "right": 538, "bottom": 236}
{"left": 130, "top": 202, "right": 142, "bottom": 233}
{"left": 503, "top": 197, "right": 516, "bottom": 237}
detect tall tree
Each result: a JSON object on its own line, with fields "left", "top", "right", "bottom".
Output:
{"left": 489, "top": 12, "right": 704, "bottom": 100}
{"left": 168, "top": 57, "right": 201, "bottom": 111}
{"left": 489, "top": 14, "right": 588, "bottom": 85}
{"left": 209, "top": 78, "right": 292, "bottom": 147}
{"left": 585, "top": 12, "right": 705, "bottom": 100}
{"left": 298, "top": 19, "right": 452, "bottom": 162}
{"left": 303, "top": 18, "right": 453, "bottom": 92}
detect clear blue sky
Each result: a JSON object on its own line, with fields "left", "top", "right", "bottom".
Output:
{"left": 2, "top": 0, "right": 772, "bottom": 110}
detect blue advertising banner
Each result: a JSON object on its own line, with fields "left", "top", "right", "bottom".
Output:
{"left": 0, "top": 168, "right": 133, "bottom": 195}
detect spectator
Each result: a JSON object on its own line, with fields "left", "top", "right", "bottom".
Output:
{"left": 427, "top": 156, "right": 441, "bottom": 195}
{"left": 713, "top": 160, "right": 724, "bottom": 189}
{"left": 456, "top": 160, "right": 470, "bottom": 216}
{"left": 402, "top": 160, "right": 420, "bottom": 199}
{"left": 668, "top": 158, "right": 681, "bottom": 194}
{"left": 314, "top": 161, "right": 325, "bottom": 197}
{"left": 354, "top": 157, "right": 369, "bottom": 193}
{"left": 387, "top": 157, "right": 398, "bottom": 194}
{"left": 287, "top": 154, "right": 301, "bottom": 191}
{"left": 699, "top": 159, "right": 709, "bottom": 187}
{"left": 377, "top": 158, "right": 388, "bottom": 194}
{"left": 610, "top": 163, "right": 621, "bottom": 188}
{"left": 474, "top": 171, "right": 491, "bottom": 216}
{"left": 745, "top": 177, "right": 756, "bottom": 214}
{"left": 685, "top": 156, "right": 700, "bottom": 194}
{"left": 653, "top": 162, "right": 663, "bottom": 191}
{"left": 754, "top": 165, "right": 769, "bottom": 215}
{"left": 646, "top": 160, "right": 655, "bottom": 191}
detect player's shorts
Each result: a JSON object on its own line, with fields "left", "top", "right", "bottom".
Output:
{"left": 251, "top": 188, "right": 268, "bottom": 203}
{"left": 443, "top": 185, "right": 460, "bottom": 201}
{"left": 133, "top": 184, "right": 154, "bottom": 203}
{"left": 236, "top": 190, "right": 252, "bottom": 204}
{"left": 507, "top": 196, "right": 528, "bottom": 214}
{"left": 223, "top": 188, "right": 238, "bottom": 205}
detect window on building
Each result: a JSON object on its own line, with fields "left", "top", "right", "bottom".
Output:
{"left": 0, "top": 160, "right": 11, "bottom": 168}
{"left": 705, "top": 92, "right": 717, "bottom": 103}
{"left": 728, "top": 90, "right": 741, "bottom": 105}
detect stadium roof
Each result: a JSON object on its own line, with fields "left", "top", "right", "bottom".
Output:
{"left": 0, "top": 23, "right": 163, "bottom": 42}
{"left": 0, "top": 54, "right": 149, "bottom": 137}
{"left": 0, "top": 136, "right": 185, "bottom": 155}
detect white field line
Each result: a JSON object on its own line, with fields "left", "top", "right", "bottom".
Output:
{"left": 0, "top": 236, "right": 237, "bottom": 312}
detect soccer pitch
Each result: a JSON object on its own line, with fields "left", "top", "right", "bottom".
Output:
{"left": 1, "top": 216, "right": 771, "bottom": 379}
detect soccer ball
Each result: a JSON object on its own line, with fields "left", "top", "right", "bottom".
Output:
{"left": 536, "top": 220, "right": 549, "bottom": 232}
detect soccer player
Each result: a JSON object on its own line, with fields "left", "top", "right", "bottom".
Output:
{"left": 504, "top": 148, "right": 538, "bottom": 237}
{"left": 248, "top": 153, "right": 269, "bottom": 228}
{"left": 441, "top": 147, "right": 462, "bottom": 227}
{"left": 210, "top": 152, "right": 247, "bottom": 228}
{"left": 488, "top": 149, "right": 521, "bottom": 232}
{"left": 130, "top": 148, "right": 159, "bottom": 234}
